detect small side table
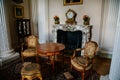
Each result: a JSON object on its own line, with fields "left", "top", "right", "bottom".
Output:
{"left": 21, "top": 62, "right": 42, "bottom": 80}
{"left": 37, "top": 42, "right": 65, "bottom": 69}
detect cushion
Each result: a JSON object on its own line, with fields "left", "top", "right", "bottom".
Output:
{"left": 71, "top": 57, "right": 92, "bottom": 71}
{"left": 85, "top": 42, "right": 96, "bottom": 59}
{"left": 23, "top": 49, "right": 36, "bottom": 57}
{"left": 27, "top": 35, "right": 37, "bottom": 48}
{"left": 21, "top": 63, "right": 40, "bottom": 76}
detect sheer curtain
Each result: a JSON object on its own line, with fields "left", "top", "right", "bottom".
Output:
{"left": 30, "top": 0, "right": 49, "bottom": 43}
{"left": 99, "top": 0, "right": 119, "bottom": 54}
{"left": 99, "top": 0, "right": 120, "bottom": 79}
{"left": 30, "top": 0, "right": 38, "bottom": 36}
{"left": 109, "top": 1, "right": 120, "bottom": 80}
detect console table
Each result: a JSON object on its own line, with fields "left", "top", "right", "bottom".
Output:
{"left": 52, "top": 24, "right": 92, "bottom": 48}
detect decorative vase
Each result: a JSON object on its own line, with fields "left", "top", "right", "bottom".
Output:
{"left": 83, "top": 20, "right": 89, "bottom": 25}
{"left": 54, "top": 20, "right": 60, "bottom": 24}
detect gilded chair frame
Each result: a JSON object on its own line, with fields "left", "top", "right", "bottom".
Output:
{"left": 71, "top": 41, "right": 98, "bottom": 80}
{"left": 21, "top": 35, "right": 39, "bottom": 63}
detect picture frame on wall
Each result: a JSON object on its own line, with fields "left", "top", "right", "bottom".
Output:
{"left": 14, "top": 5, "right": 24, "bottom": 18}
{"left": 63, "top": 0, "right": 83, "bottom": 5}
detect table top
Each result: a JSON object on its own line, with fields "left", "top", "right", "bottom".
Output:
{"left": 37, "top": 42, "right": 65, "bottom": 56}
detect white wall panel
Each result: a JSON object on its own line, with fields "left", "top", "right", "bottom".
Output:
{"left": 48, "top": 0, "right": 102, "bottom": 43}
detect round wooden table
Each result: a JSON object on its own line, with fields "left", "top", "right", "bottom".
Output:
{"left": 37, "top": 42, "right": 65, "bottom": 69}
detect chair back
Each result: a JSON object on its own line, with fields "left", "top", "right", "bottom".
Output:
{"left": 84, "top": 41, "right": 98, "bottom": 59}
{"left": 26, "top": 35, "right": 38, "bottom": 48}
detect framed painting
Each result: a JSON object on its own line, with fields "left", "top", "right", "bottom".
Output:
{"left": 14, "top": 5, "right": 24, "bottom": 18}
{"left": 63, "top": 0, "right": 83, "bottom": 5}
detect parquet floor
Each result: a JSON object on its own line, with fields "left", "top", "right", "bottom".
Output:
{"left": 61, "top": 55, "right": 111, "bottom": 76}
{"left": 93, "top": 55, "right": 111, "bottom": 75}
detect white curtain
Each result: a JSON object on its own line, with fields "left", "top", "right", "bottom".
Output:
{"left": 30, "top": 0, "right": 38, "bottom": 36}
{"left": 99, "top": 0, "right": 119, "bottom": 54}
{"left": 30, "top": 0, "right": 49, "bottom": 43}
{"left": 109, "top": 1, "right": 120, "bottom": 80}
{"left": 99, "top": 0, "right": 120, "bottom": 79}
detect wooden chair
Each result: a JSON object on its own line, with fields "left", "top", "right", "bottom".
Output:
{"left": 71, "top": 41, "right": 98, "bottom": 80}
{"left": 21, "top": 62, "right": 42, "bottom": 80}
{"left": 21, "top": 35, "right": 39, "bottom": 63}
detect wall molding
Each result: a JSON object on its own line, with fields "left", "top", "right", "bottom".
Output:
{"left": 97, "top": 50, "right": 112, "bottom": 59}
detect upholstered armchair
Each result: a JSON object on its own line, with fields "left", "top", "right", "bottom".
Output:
{"left": 21, "top": 35, "right": 38, "bottom": 63}
{"left": 71, "top": 41, "right": 98, "bottom": 80}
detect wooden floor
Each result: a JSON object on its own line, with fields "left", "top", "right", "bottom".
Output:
{"left": 60, "top": 55, "right": 111, "bottom": 76}
{"left": 93, "top": 55, "right": 111, "bottom": 75}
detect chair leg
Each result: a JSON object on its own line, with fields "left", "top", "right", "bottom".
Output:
{"left": 21, "top": 54, "right": 24, "bottom": 63}
{"left": 22, "top": 76, "right": 24, "bottom": 80}
{"left": 51, "top": 55, "right": 55, "bottom": 70}
{"left": 36, "top": 74, "right": 42, "bottom": 80}
{"left": 36, "top": 55, "right": 39, "bottom": 63}
{"left": 70, "top": 64, "right": 72, "bottom": 71}
{"left": 91, "top": 67, "right": 93, "bottom": 80}
{"left": 61, "top": 51, "right": 64, "bottom": 63}
{"left": 82, "top": 70, "right": 85, "bottom": 80}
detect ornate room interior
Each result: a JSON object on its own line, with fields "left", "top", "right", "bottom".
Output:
{"left": 0, "top": 0, "right": 120, "bottom": 80}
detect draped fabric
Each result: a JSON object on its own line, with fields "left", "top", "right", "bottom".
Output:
{"left": 30, "top": 0, "right": 38, "bottom": 36}
{"left": 30, "top": 0, "right": 49, "bottom": 43}
{"left": 100, "top": 0, "right": 119, "bottom": 53}
{"left": 109, "top": 1, "right": 120, "bottom": 80}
